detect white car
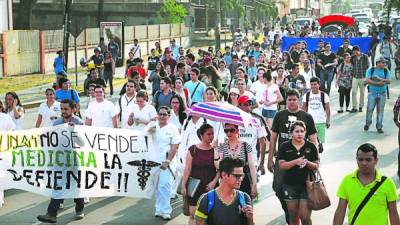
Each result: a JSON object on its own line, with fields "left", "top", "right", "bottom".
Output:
{"left": 294, "top": 17, "right": 313, "bottom": 31}
{"left": 358, "top": 22, "right": 369, "bottom": 35}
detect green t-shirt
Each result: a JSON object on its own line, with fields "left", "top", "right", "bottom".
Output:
{"left": 336, "top": 170, "right": 398, "bottom": 225}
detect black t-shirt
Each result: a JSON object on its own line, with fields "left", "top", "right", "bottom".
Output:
{"left": 291, "top": 50, "right": 302, "bottom": 63}
{"left": 148, "top": 56, "right": 160, "bottom": 71}
{"left": 286, "top": 74, "right": 306, "bottom": 91}
{"left": 271, "top": 110, "right": 317, "bottom": 146}
{"left": 277, "top": 140, "right": 318, "bottom": 186}
{"left": 196, "top": 190, "right": 252, "bottom": 225}
{"left": 86, "top": 78, "right": 106, "bottom": 91}
{"left": 336, "top": 47, "right": 353, "bottom": 58}
{"left": 90, "top": 54, "right": 104, "bottom": 66}
{"left": 319, "top": 52, "right": 336, "bottom": 70}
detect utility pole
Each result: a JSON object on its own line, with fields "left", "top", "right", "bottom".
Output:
{"left": 215, "top": 0, "right": 221, "bottom": 51}
{"left": 62, "top": 0, "right": 73, "bottom": 70}
{"left": 98, "top": 0, "right": 104, "bottom": 25}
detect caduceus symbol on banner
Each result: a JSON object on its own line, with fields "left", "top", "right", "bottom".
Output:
{"left": 127, "top": 159, "right": 160, "bottom": 190}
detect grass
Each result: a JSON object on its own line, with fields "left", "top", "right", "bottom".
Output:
{"left": 0, "top": 74, "right": 56, "bottom": 94}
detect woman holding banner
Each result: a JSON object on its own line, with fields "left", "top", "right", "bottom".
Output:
{"left": 0, "top": 100, "right": 16, "bottom": 208}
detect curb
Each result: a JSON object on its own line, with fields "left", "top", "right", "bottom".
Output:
{"left": 23, "top": 91, "right": 87, "bottom": 110}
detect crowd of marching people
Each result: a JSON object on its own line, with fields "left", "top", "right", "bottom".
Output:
{"left": 1, "top": 21, "right": 400, "bottom": 225}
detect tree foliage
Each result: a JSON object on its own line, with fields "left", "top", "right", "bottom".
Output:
{"left": 14, "top": 0, "right": 38, "bottom": 29}
{"left": 157, "top": 0, "right": 188, "bottom": 24}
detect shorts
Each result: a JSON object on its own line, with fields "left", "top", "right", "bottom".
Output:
{"left": 315, "top": 123, "right": 326, "bottom": 143}
{"left": 262, "top": 109, "right": 277, "bottom": 118}
{"left": 282, "top": 184, "right": 308, "bottom": 202}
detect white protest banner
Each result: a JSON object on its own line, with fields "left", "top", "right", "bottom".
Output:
{"left": 0, "top": 124, "right": 161, "bottom": 199}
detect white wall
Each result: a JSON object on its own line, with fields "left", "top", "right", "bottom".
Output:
{"left": 0, "top": 0, "right": 10, "bottom": 33}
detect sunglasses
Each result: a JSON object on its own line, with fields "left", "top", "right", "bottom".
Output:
{"left": 230, "top": 173, "right": 245, "bottom": 180}
{"left": 158, "top": 113, "right": 169, "bottom": 117}
{"left": 224, "top": 128, "right": 236, "bottom": 133}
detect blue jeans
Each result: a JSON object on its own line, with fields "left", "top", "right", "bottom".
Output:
{"left": 320, "top": 68, "right": 334, "bottom": 95}
{"left": 366, "top": 92, "right": 386, "bottom": 129}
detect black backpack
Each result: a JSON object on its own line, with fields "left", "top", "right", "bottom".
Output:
{"left": 305, "top": 91, "right": 327, "bottom": 111}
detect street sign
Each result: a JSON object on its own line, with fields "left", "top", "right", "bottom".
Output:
{"left": 70, "top": 19, "right": 85, "bottom": 38}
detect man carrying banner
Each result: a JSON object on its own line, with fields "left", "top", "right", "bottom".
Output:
{"left": 145, "top": 106, "right": 181, "bottom": 220}
{"left": 84, "top": 85, "right": 119, "bottom": 128}
{"left": 37, "top": 99, "right": 85, "bottom": 223}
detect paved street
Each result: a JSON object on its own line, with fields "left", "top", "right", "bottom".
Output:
{"left": 1, "top": 79, "right": 399, "bottom": 225}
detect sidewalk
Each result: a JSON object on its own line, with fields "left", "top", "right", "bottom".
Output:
{"left": 1, "top": 33, "right": 241, "bottom": 109}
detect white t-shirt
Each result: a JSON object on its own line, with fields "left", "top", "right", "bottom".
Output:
{"left": 116, "top": 94, "right": 137, "bottom": 129}
{"left": 131, "top": 103, "right": 157, "bottom": 130}
{"left": 38, "top": 101, "right": 61, "bottom": 127}
{"left": 84, "top": 99, "right": 119, "bottom": 127}
{"left": 300, "top": 69, "right": 315, "bottom": 89}
{"left": 146, "top": 121, "right": 181, "bottom": 163}
{"left": 268, "top": 30, "right": 275, "bottom": 42}
{"left": 250, "top": 81, "right": 268, "bottom": 103}
{"left": 262, "top": 84, "right": 280, "bottom": 110}
{"left": 220, "top": 68, "right": 231, "bottom": 85}
{"left": 170, "top": 111, "right": 182, "bottom": 131}
{"left": 7, "top": 107, "right": 23, "bottom": 130}
{"left": 239, "top": 117, "right": 267, "bottom": 163}
{"left": 0, "top": 113, "right": 16, "bottom": 131}
{"left": 302, "top": 91, "right": 330, "bottom": 123}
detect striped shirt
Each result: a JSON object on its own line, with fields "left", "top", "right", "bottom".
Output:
{"left": 217, "top": 141, "right": 252, "bottom": 163}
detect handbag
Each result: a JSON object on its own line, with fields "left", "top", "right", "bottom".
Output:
{"left": 182, "top": 195, "right": 190, "bottom": 216}
{"left": 306, "top": 170, "right": 331, "bottom": 210}
{"left": 187, "top": 177, "right": 201, "bottom": 198}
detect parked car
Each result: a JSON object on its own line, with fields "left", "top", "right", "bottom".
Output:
{"left": 294, "top": 17, "right": 313, "bottom": 31}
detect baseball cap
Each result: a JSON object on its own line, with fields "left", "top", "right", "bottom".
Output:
{"left": 164, "top": 47, "right": 172, "bottom": 54}
{"left": 352, "top": 45, "right": 360, "bottom": 51}
{"left": 229, "top": 88, "right": 239, "bottom": 95}
{"left": 238, "top": 95, "right": 252, "bottom": 104}
{"left": 376, "top": 56, "right": 386, "bottom": 63}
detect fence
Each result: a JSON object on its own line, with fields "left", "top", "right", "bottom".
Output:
{"left": 0, "top": 23, "right": 190, "bottom": 77}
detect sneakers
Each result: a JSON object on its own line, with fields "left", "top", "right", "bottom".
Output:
{"left": 75, "top": 211, "right": 84, "bottom": 220}
{"left": 155, "top": 213, "right": 171, "bottom": 220}
{"left": 337, "top": 109, "right": 344, "bottom": 113}
{"left": 161, "top": 214, "right": 171, "bottom": 220}
{"left": 350, "top": 108, "right": 358, "bottom": 113}
{"left": 346, "top": 108, "right": 351, "bottom": 112}
{"left": 359, "top": 107, "right": 363, "bottom": 112}
{"left": 377, "top": 129, "right": 384, "bottom": 134}
{"left": 364, "top": 125, "right": 369, "bottom": 131}
{"left": 37, "top": 214, "right": 57, "bottom": 223}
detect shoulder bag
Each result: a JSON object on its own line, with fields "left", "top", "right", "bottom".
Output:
{"left": 349, "top": 176, "right": 387, "bottom": 225}
{"left": 306, "top": 170, "right": 331, "bottom": 210}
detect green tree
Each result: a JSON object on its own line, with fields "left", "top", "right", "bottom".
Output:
{"left": 343, "top": 0, "right": 352, "bottom": 13}
{"left": 157, "top": 0, "right": 188, "bottom": 24}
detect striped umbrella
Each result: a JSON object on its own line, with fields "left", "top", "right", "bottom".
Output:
{"left": 186, "top": 102, "right": 258, "bottom": 127}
